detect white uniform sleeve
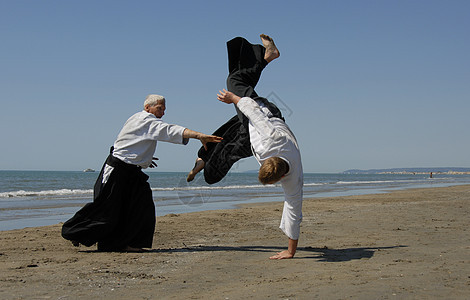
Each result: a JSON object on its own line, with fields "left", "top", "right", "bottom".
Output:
{"left": 147, "top": 120, "right": 188, "bottom": 145}
{"left": 279, "top": 173, "right": 303, "bottom": 240}
{"left": 236, "top": 97, "right": 277, "bottom": 139}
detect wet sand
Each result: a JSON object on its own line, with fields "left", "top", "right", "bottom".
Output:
{"left": 1, "top": 185, "right": 469, "bottom": 299}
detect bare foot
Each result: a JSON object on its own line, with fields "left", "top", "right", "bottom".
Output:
{"left": 269, "top": 250, "right": 294, "bottom": 259}
{"left": 187, "top": 158, "right": 205, "bottom": 182}
{"left": 260, "top": 34, "right": 280, "bottom": 63}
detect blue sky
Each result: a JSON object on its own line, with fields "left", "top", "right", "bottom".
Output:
{"left": 1, "top": 0, "right": 469, "bottom": 173}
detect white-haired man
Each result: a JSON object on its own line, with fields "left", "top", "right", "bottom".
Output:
{"left": 62, "top": 94, "right": 222, "bottom": 252}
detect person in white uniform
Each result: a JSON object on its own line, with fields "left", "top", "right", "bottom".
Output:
{"left": 189, "top": 35, "right": 303, "bottom": 259}
{"left": 217, "top": 88, "right": 303, "bottom": 260}
{"left": 62, "top": 95, "right": 222, "bottom": 252}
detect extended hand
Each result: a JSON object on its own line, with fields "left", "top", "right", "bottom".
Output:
{"left": 200, "top": 134, "right": 223, "bottom": 150}
{"left": 217, "top": 89, "right": 241, "bottom": 105}
{"left": 269, "top": 250, "right": 294, "bottom": 260}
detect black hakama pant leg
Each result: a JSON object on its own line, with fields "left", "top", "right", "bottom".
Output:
{"left": 196, "top": 37, "right": 269, "bottom": 184}
{"left": 198, "top": 115, "right": 252, "bottom": 184}
{"left": 62, "top": 161, "right": 155, "bottom": 251}
{"left": 96, "top": 175, "right": 155, "bottom": 251}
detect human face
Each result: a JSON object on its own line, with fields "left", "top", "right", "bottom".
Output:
{"left": 145, "top": 100, "right": 166, "bottom": 118}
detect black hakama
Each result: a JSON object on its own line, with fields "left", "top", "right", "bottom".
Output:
{"left": 62, "top": 154, "right": 155, "bottom": 251}
{"left": 198, "top": 37, "right": 283, "bottom": 184}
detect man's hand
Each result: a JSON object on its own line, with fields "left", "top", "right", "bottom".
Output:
{"left": 217, "top": 89, "right": 241, "bottom": 105}
{"left": 269, "top": 250, "right": 294, "bottom": 260}
{"left": 182, "top": 129, "right": 223, "bottom": 150}
{"left": 199, "top": 134, "right": 223, "bottom": 150}
{"left": 148, "top": 157, "right": 159, "bottom": 168}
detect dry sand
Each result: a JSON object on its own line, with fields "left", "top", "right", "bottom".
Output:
{"left": 1, "top": 185, "right": 469, "bottom": 299}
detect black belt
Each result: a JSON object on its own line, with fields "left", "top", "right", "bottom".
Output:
{"left": 106, "top": 154, "right": 142, "bottom": 172}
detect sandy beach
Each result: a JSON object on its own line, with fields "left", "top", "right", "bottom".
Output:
{"left": 0, "top": 185, "right": 469, "bottom": 299}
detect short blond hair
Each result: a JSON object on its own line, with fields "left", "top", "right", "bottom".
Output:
{"left": 258, "top": 157, "right": 288, "bottom": 184}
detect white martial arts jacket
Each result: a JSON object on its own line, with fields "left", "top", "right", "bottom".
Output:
{"left": 102, "top": 111, "right": 188, "bottom": 184}
{"left": 237, "top": 97, "right": 303, "bottom": 240}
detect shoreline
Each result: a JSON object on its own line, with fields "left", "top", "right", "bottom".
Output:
{"left": 2, "top": 180, "right": 469, "bottom": 232}
{"left": 1, "top": 185, "right": 469, "bottom": 299}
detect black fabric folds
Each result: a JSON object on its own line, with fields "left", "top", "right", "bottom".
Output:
{"left": 61, "top": 154, "right": 155, "bottom": 251}
{"left": 197, "top": 37, "right": 283, "bottom": 184}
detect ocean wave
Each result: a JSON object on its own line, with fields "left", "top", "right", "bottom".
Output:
{"left": 0, "top": 184, "right": 273, "bottom": 198}
{"left": 151, "top": 184, "right": 272, "bottom": 192}
{"left": 0, "top": 177, "right": 451, "bottom": 199}
{"left": 337, "top": 180, "right": 406, "bottom": 185}
{"left": 304, "top": 183, "right": 326, "bottom": 187}
{"left": 0, "top": 189, "right": 93, "bottom": 198}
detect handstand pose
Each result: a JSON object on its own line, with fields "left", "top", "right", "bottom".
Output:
{"left": 188, "top": 35, "right": 303, "bottom": 259}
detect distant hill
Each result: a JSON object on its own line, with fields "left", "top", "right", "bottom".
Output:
{"left": 343, "top": 167, "right": 470, "bottom": 174}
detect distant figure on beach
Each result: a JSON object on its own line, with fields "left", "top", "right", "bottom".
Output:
{"left": 61, "top": 95, "right": 222, "bottom": 252}
{"left": 187, "top": 35, "right": 303, "bottom": 259}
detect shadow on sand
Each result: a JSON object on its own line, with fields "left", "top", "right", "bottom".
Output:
{"left": 101, "top": 244, "right": 407, "bottom": 262}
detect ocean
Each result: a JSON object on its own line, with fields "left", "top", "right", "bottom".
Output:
{"left": 1, "top": 170, "right": 469, "bottom": 231}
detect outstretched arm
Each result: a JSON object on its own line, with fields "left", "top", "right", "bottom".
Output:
{"left": 218, "top": 89, "right": 276, "bottom": 139}
{"left": 183, "top": 129, "right": 223, "bottom": 150}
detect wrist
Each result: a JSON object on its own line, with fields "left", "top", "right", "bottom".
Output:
{"left": 183, "top": 129, "right": 201, "bottom": 140}
{"left": 232, "top": 96, "right": 241, "bottom": 105}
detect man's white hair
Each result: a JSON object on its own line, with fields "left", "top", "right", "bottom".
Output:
{"left": 144, "top": 94, "right": 165, "bottom": 108}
